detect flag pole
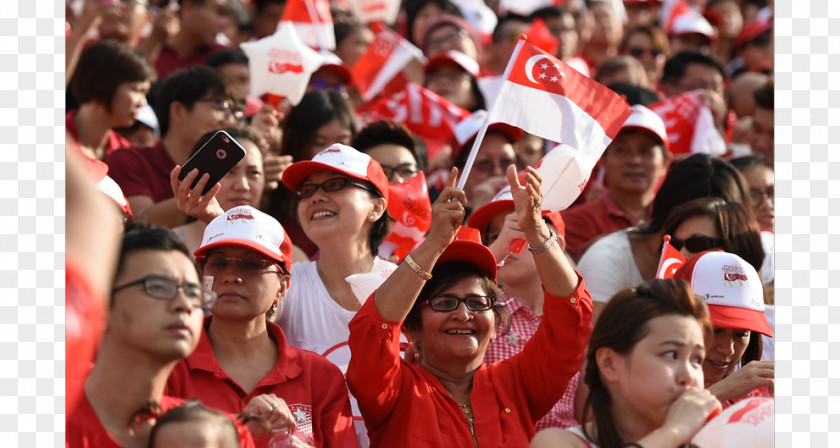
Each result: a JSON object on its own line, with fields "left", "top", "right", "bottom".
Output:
{"left": 303, "top": 0, "right": 329, "bottom": 51}
{"left": 456, "top": 35, "right": 528, "bottom": 191}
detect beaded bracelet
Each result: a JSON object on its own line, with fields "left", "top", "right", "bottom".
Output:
{"left": 527, "top": 229, "right": 558, "bottom": 254}
{"left": 404, "top": 254, "right": 432, "bottom": 281}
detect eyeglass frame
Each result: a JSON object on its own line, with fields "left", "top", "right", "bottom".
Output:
{"left": 669, "top": 235, "right": 726, "bottom": 253}
{"left": 112, "top": 275, "right": 217, "bottom": 309}
{"left": 749, "top": 187, "right": 774, "bottom": 207}
{"left": 196, "top": 253, "right": 289, "bottom": 276}
{"left": 293, "top": 176, "right": 380, "bottom": 200}
{"left": 379, "top": 162, "right": 419, "bottom": 182}
{"left": 420, "top": 294, "right": 496, "bottom": 312}
{"left": 194, "top": 98, "right": 245, "bottom": 122}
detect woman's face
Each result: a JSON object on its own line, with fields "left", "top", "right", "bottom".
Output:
{"left": 623, "top": 32, "right": 666, "bottom": 83}
{"left": 487, "top": 212, "right": 538, "bottom": 285}
{"left": 703, "top": 327, "right": 750, "bottom": 387}
{"left": 412, "top": 276, "right": 497, "bottom": 367}
{"left": 335, "top": 26, "right": 375, "bottom": 67}
{"left": 307, "top": 119, "right": 353, "bottom": 160}
{"left": 672, "top": 214, "right": 721, "bottom": 260}
{"left": 297, "top": 171, "right": 384, "bottom": 246}
{"left": 109, "top": 80, "right": 151, "bottom": 128}
{"left": 609, "top": 314, "right": 705, "bottom": 427}
{"left": 411, "top": 2, "right": 445, "bottom": 45}
{"left": 216, "top": 139, "right": 264, "bottom": 211}
{"left": 425, "top": 64, "right": 477, "bottom": 111}
{"left": 204, "top": 246, "right": 287, "bottom": 321}
{"left": 424, "top": 24, "right": 478, "bottom": 61}
{"left": 741, "top": 165, "right": 774, "bottom": 230}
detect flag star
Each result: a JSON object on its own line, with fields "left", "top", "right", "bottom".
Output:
{"left": 539, "top": 72, "right": 547, "bottom": 79}
{"left": 541, "top": 63, "right": 549, "bottom": 69}
{"left": 550, "top": 76, "right": 558, "bottom": 82}
{"left": 293, "top": 409, "right": 307, "bottom": 421}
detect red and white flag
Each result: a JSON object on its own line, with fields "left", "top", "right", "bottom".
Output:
{"left": 649, "top": 90, "right": 726, "bottom": 156}
{"left": 351, "top": 26, "right": 427, "bottom": 102}
{"left": 475, "top": 38, "right": 632, "bottom": 210}
{"left": 524, "top": 17, "right": 559, "bottom": 56}
{"left": 345, "top": 0, "right": 400, "bottom": 25}
{"left": 240, "top": 22, "right": 324, "bottom": 105}
{"left": 281, "top": 0, "right": 335, "bottom": 50}
{"left": 378, "top": 172, "right": 433, "bottom": 262}
{"left": 655, "top": 235, "right": 686, "bottom": 279}
{"left": 362, "top": 82, "right": 472, "bottom": 150}
{"left": 659, "top": 0, "right": 694, "bottom": 33}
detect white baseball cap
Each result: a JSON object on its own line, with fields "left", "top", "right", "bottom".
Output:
{"left": 195, "top": 206, "right": 294, "bottom": 269}
{"left": 282, "top": 143, "right": 389, "bottom": 202}
{"left": 674, "top": 251, "right": 773, "bottom": 337}
{"left": 670, "top": 12, "right": 716, "bottom": 40}
{"left": 619, "top": 104, "right": 669, "bottom": 150}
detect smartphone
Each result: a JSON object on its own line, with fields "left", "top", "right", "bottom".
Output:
{"left": 178, "top": 130, "right": 246, "bottom": 195}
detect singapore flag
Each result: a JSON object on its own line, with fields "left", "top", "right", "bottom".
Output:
{"left": 655, "top": 235, "right": 686, "bottom": 279}
{"left": 484, "top": 37, "right": 632, "bottom": 210}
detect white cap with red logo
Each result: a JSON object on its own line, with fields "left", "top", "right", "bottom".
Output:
{"left": 195, "top": 206, "right": 293, "bottom": 268}
{"left": 620, "top": 104, "right": 669, "bottom": 150}
{"left": 674, "top": 251, "right": 773, "bottom": 337}
{"left": 282, "top": 143, "right": 389, "bottom": 202}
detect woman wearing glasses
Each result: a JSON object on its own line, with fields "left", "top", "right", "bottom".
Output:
{"left": 346, "top": 165, "right": 592, "bottom": 447}
{"left": 165, "top": 205, "right": 358, "bottom": 448}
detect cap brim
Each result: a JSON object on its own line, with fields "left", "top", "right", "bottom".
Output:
{"left": 435, "top": 240, "right": 497, "bottom": 281}
{"left": 194, "top": 238, "right": 286, "bottom": 266}
{"left": 708, "top": 304, "right": 774, "bottom": 337}
{"left": 621, "top": 125, "right": 669, "bottom": 150}
{"left": 467, "top": 200, "right": 515, "bottom": 233}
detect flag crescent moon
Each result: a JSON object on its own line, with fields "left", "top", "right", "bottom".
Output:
{"left": 524, "top": 55, "right": 549, "bottom": 84}
{"left": 657, "top": 258, "right": 681, "bottom": 278}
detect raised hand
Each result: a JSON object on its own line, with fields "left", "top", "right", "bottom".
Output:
{"left": 169, "top": 165, "right": 224, "bottom": 224}
{"left": 506, "top": 165, "right": 545, "bottom": 237}
{"left": 659, "top": 387, "right": 722, "bottom": 444}
{"left": 426, "top": 167, "right": 467, "bottom": 251}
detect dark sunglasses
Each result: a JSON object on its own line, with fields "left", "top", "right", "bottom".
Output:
{"left": 670, "top": 235, "right": 725, "bottom": 253}
{"left": 627, "top": 47, "right": 664, "bottom": 58}
{"left": 422, "top": 294, "right": 495, "bottom": 312}
{"left": 294, "top": 177, "right": 379, "bottom": 199}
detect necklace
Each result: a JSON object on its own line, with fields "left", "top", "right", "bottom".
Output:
{"left": 458, "top": 401, "right": 472, "bottom": 415}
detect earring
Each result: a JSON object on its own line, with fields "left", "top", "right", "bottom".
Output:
{"left": 369, "top": 213, "right": 377, "bottom": 221}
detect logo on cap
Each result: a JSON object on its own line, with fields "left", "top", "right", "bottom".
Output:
{"left": 721, "top": 264, "right": 748, "bottom": 287}
{"left": 227, "top": 207, "right": 255, "bottom": 223}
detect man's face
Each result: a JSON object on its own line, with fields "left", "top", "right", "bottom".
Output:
{"left": 543, "top": 13, "right": 578, "bottom": 61}
{"left": 182, "top": 0, "right": 231, "bottom": 46}
{"left": 109, "top": 249, "right": 204, "bottom": 361}
{"left": 667, "top": 62, "right": 724, "bottom": 97}
{"left": 750, "top": 106, "right": 774, "bottom": 163}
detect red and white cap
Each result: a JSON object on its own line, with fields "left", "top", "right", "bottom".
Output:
{"left": 674, "top": 251, "right": 773, "bottom": 337}
{"left": 282, "top": 143, "right": 389, "bottom": 202}
{"left": 467, "top": 186, "right": 565, "bottom": 238}
{"left": 425, "top": 50, "right": 481, "bottom": 79}
{"left": 195, "top": 205, "right": 294, "bottom": 269}
{"left": 670, "top": 12, "right": 716, "bottom": 40}
{"left": 315, "top": 51, "right": 353, "bottom": 85}
{"left": 454, "top": 109, "right": 525, "bottom": 147}
{"left": 435, "top": 226, "right": 497, "bottom": 281}
{"left": 619, "top": 104, "right": 670, "bottom": 151}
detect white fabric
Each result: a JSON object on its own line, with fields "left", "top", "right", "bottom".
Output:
{"left": 577, "top": 229, "right": 644, "bottom": 304}
{"left": 565, "top": 426, "right": 599, "bottom": 448}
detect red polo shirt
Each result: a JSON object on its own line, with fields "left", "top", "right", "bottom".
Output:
{"left": 166, "top": 317, "right": 358, "bottom": 448}
{"left": 561, "top": 193, "right": 644, "bottom": 262}
{"left": 65, "top": 109, "right": 131, "bottom": 161}
{"left": 155, "top": 43, "right": 228, "bottom": 80}
{"left": 346, "top": 275, "right": 592, "bottom": 448}
{"left": 105, "top": 141, "right": 176, "bottom": 203}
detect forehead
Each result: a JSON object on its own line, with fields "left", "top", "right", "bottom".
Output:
{"left": 435, "top": 275, "right": 489, "bottom": 296}
{"left": 365, "top": 144, "right": 416, "bottom": 165}
{"left": 639, "top": 314, "right": 704, "bottom": 347}
{"left": 120, "top": 249, "right": 198, "bottom": 282}
{"left": 477, "top": 133, "right": 515, "bottom": 158}
{"left": 674, "top": 214, "right": 718, "bottom": 237}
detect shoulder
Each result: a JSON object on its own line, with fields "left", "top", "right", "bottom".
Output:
{"left": 531, "top": 427, "right": 591, "bottom": 448}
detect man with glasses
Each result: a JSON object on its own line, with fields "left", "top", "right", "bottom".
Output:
{"left": 107, "top": 65, "right": 241, "bottom": 228}
{"left": 66, "top": 225, "right": 257, "bottom": 447}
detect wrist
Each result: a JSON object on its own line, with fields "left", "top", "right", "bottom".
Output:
{"left": 527, "top": 228, "right": 557, "bottom": 255}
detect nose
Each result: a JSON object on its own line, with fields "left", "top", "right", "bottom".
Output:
{"left": 450, "top": 301, "right": 472, "bottom": 322}
{"left": 231, "top": 174, "right": 249, "bottom": 191}
{"left": 169, "top": 287, "right": 200, "bottom": 313}
{"left": 218, "top": 261, "right": 245, "bottom": 284}
{"left": 674, "top": 360, "right": 694, "bottom": 387}
{"left": 715, "top": 336, "right": 735, "bottom": 356}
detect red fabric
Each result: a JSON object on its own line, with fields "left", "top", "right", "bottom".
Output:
{"left": 155, "top": 43, "right": 228, "bottom": 80}
{"left": 65, "top": 109, "right": 132, "bottom": 160}
{"left": 346, "top": 275, "right": 592, "bottom": 447}
{"left": 105, "top": 141, "right": 176, "bottom": 202}
{"left": 66, "top": 394, "right": 186, "bottom": 448}
{"left": 166, "top": 317, "right": 357, "bottom": 448}
{"left": 561, "top": 194, "right": 640, "bottom": 262}
{"left": 351, "top": 27, "right": 417, "bottom": 101}
{"left": 648, "top": 91, "right": 712, "bottom": 155}
{"left": 524, "top": 18, "right": 559, "bottom": 57}
{"left": 65, "top": 261, "right": 105, "bottom": 417}
{"left": 484, "top": 296, "right": 581, "bottom": 430}
{"left": 381, "top": 172, "right": 432, "bottom": 262}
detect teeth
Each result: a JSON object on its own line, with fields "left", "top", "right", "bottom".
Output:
{"left": 448, "top": 330, "right": 473, "bottom": 335}
{"left": 312, "top": 211, "right": 335, "bottom": 218}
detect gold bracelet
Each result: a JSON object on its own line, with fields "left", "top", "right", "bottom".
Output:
{"left": 403, "top": 254, "right": 432, "bottom": 281}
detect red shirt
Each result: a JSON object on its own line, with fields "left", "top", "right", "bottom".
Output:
{"left": 484, "top": 296, "right": 580, "bottom": 431}
{"left": 155, "top": 43, "right": 228, "bottom": 80}
{"left": 66, "top": 394, "right": 185, "bottom": 448}
{"left": 65, "top": 260, "right": 105, "bottom": 417}
{"left": 561, "top": 194, "right": 642, "bottom": 262}
{"left": 166, "top": 317, "right": 358, "bottom": 448}
{"left": 346, "top": 275, "right": 592, "bottom": 448}
{"left": 65, "top": 109, "right": 131, "bottom": 160}
{"left": 105, "top": 141, "right": 176, "bottom": 202}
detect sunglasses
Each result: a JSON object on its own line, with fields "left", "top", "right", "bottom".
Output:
{"left": 422, "top": 294, "right": 495, "bottom": 312}
{"left": 627, "top": 47, "right": 664, "bottom": 58}
{"left": 294, "top": 177, "right": 379, "bottom": 199}
{"left": 197, "top": 253, "right": 287, "bottom": 276}
{"left": 670, "top": 235, "right": 725, "bottom": 253}
{"left": 112, "top": 275, "right": 217, "bottom": 309}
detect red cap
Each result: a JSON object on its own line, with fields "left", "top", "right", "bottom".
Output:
{"left": 282, "top": 143, "right": 390, "bottom": 202}
{"left": 736, "top": 18, "right": 772, "bottom": 50}
{"left": 467, "top": 186, "right": 565, "bottom": 239}
{"left": 435, "top": 226, "right": 497, "bottom": 281}
{"left": 425, "top": 50, "right": 481, "bottom": 78}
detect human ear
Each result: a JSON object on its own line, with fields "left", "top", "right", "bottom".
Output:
{"left": 595, "top": 347, "right": 623, "bottom": 383}
{"left": 369, "top": 197, "right": 387, "bottom": 221}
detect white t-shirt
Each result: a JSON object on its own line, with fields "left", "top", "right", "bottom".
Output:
{"left": 577, "top": 229, "right": 644, "bottom": 304}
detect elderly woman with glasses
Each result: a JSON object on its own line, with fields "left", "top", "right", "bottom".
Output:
{"left": 163, "top": 204, "right": 358, "bottom": 448}
{"left": 346, "top": 165, "right": 592, "bottom": 447}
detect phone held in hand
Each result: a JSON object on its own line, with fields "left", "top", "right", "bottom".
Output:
{"left": 178, "top": 130, "right": 246, "bottom": 195}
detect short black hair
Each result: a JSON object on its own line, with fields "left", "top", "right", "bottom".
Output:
{"left": 754, "top": 79, "right": 773, "bottom": 110}
{"left": 205, "top": 48, "right": 250, "bottom": 68}
{"left": 353, "top": 120, "right": 423, "bottom": 169}
{"left": 70, "top": 41, "right": 155, "bottom": 111}
{"left": 153, "top": 65, "right": 239, "bottom": 137}
{"left": 661, "top": 50, "right": 726, "bottom": 86}
{"left": 491, "top": 13, "right": 531, "bottom": 43}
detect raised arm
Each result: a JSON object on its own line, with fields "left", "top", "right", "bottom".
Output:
{"left": 373, "top": 168, "right": 466, "bottom": 322}
{"left": 506, "top": 165, "right": 579, "bottom": 297}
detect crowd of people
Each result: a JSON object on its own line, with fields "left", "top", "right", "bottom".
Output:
{"left": 65, "top": 0, "right": 775, "bottom": 446}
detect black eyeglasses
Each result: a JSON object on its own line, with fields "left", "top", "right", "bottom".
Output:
{"left": 670, "top": 235, "right": 725, "bottom": 253}
{"left": 112, "top": 275, "right": 216, "bottom": 309}
{"left": 380, "top": 163, "right": 419, "bottom": 182}
{"left": 422, "top": 294, "right": 495, "bottom": 312}
{"left": 627, "top": 46, "right": 664, "bottom": 58}
{"left": 749, "top": 188, "right": 774, "bottom": 207}
{"left": 294, "top": 177, "right": 379, "bottom": 199}
{"left": 197, "top": 253, "right": 286, "bottom": 276}
{"left": 194, "top": 98, "right": 244, "bottom": 122}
